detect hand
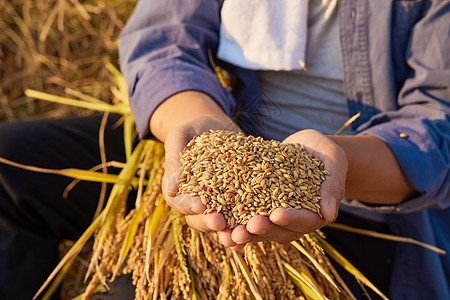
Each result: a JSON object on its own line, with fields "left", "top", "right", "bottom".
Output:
{"left": 162, "top": 115, "right": 242, "bottom": 232}
{"left": 218, "top": 129, "right": 348, "bottom": 250}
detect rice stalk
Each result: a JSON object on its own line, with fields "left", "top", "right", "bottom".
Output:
{"left": 327, "top": 223, "right": 446, "bottom": 255}
{"left": 24, "top": 89, "right": 130, "bottom": 114}
{"left": 85, "top": 141, "right": 151, "bottom": 282}
{"left": 291, "top": 240, "right": 339, "bottom": 291}
{"left": 335, "top": 112, "right": 361, "bottom": 135}
{"left": 144, "top": 195, "right": 167, "bottom": 282}
{"left": 113, "top": 201, "right": 144, "bottom": 279}
{"left": 232, "top": 251, "right": 263, "bottom": 300}
{"left": 93, "top": 111, "right": 109, "bottom": 220}
{"left": 42, "top": 254, "right": 78, "bottom": 300}
{"left": 173, "top": 215, "right": 190, "bottom": 280}
{"left": 123, "top": 113, "right": 135, "bottom": 161}
{"left": 70, "top": 0, "right": 91, "bottom": 21}
{"left": 312, "top": 232, "right": 389, "bottom": 300}
{"left": 33, "top": 210, "right": 105, "bottom": 299}
{"left": 64, "top": 88, "right": 105, "bottom": 104}
{"left": 272, "top": 245, "right": 288, "bottom": 282}
{"left": 187, "top": 264, "right": 200, "bottom": 300}
{"left": 282, "top": 260, "right": 326, "bottom": 300}
{"left": 0, "top": 156, "right": 142, "bottom": 185}
{"left": 106, "top": 62, "right": 129, "bottom": 104}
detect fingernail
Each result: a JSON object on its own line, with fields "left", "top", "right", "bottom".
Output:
{"left": 205, "top": 218, "right": 212, "bottom": 230}
{"left": 171, "top": 194, "right": 195, "bottom": 208}
{"left": 236, "top": 237, "right": 251, "bottom": 244}
{"left": 166, "top": 175, "right": 179, "bottom": 196}
{"left": 324, "top": 196, "right": 339, "bottom": 221}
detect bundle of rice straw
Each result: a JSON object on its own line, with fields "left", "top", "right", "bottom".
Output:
{"left": 22, "top": 66, "right": 391, "bottom": 300}
{"left": 80, "top": 140, "right": 349, "bottom": 300}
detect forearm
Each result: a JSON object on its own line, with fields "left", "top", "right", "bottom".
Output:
{"left": 150, "top": 91, "right": 234, "bottom": 143}
{"left": 328, "top": 134, "right": 415, "bottom": 205}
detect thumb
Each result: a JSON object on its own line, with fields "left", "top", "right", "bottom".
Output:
{"left": 320, "top": 196, "right": 340, "bottom": 222}
{"left": 318, "top": 152, "right": 347, "bottom": 222}
{"left": 161, "top": 127, "right": 206, "bottom": 215}
{"left": 163, "top": 128, "right": 189, "bottom": 179}
{"left": 161, "top": 128, "right": 188, "bottom": 204}
{"left": 162, "top": 173, "right": 205, "bottom": 215}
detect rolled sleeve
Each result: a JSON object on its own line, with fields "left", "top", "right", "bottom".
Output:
{"left": 118, "top": 0, "right": 236, "bottom": 139}
{"left": 345, "top": 1, "right": 450, "bottom": 214}
{"left": 129, "top": 58, "right": 236, "bottom": 139}
{"left": 359, "top": 113, "right": 450, "bottom": 213}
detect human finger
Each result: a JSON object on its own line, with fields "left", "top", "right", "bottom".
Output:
{"left": 218, "top": 228, "right": 236, "bottom": 247}
{"left": 165, "top": 194, "right": 206, "bottom": 215}
{"left": 244, "top": 215, "right": 303, "bottom": 244}
{"left": 230, "top": 225, "right": 261, "bottom": 244}
{"left": 269, "top": 207, "right": 326, "bottom": 233}
{"left": 185, "top": 212, "right": 227, "bottom": 232}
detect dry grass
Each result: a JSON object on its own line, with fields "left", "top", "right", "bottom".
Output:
{"left": 89, "top": 142, "right": 349, "bottom": 299}
{"left": 0, "top": 0, "right": 137, "bottom": 122}
{"left": 1, "top": 1, "right": 136, "bottom": 299}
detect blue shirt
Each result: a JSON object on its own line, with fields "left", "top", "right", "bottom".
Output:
{"left": 118, "top": 1, "right": 450, "bottom": 298}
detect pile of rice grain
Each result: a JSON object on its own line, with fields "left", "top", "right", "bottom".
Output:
{"left": 178, "top": 130, "right": 330, "bottom": 228}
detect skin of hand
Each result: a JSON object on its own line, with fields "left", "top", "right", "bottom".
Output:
{"left": 328, "top": 134, "right": 414, "bottom": 205}
{"left": 150, "top": 91, "right": 241, "bottom": 233}
{"left": 162, "top": 115, "right": 242, "bottom": 232}
{"left": 217, "top": 129, "right": 348, "bottom": 250}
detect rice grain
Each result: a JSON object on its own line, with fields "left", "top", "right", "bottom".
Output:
{"left": 178, "top": 130, "right": 330, "bottom": 228}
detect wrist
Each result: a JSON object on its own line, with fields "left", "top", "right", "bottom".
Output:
{"left": 327, "top": 134, "right": 414, "bottom": 204}
{"left": 150, "top": 91, "right": 232, "bottom": 142}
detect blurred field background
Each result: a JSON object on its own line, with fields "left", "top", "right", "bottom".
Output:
{"left": 1, "top": 0, "right": 137, "bottom": 298}
{"left": 0, "top": 0, "right": 137, "bottom": 122}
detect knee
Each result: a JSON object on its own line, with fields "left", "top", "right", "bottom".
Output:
{"left": 0, "top": 120, "right": 54, "bottom": 164}
{"left": 0, "top": 121, "right": 34, "bottom": 160}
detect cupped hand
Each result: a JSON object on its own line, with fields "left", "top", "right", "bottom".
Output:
{"left": 162, "top": 115, "right": 241, "bottom": 232}
{"left": 218, "top": 129, "right": 348, "bottom": 250}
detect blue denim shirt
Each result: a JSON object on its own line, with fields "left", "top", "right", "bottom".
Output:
{"left": 118, "top": 1, "right": 450, "bottom": 298}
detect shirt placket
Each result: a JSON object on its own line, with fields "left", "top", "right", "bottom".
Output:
{"left": 339, "top": 0, "right": 378, "bottom": 130}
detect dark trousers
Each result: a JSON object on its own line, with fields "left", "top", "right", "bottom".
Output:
{"left": 322, "top": 211, "right": 395, "bottom": 300}
{"left": 0, "top": 115, "right": 394, "bottom": 299}
{"left": 0, "top": 114, "right": 135, "bottom": 299}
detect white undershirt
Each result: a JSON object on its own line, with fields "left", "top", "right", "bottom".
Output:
{"left": 250, "top": 0, "right": 351, "bottom": 141}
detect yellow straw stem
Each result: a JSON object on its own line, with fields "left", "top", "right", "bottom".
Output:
{"left": 283, "top": 260, "right": 326, "bottom": 300}
{"left": 106, "top": 62, "right": 129, "bottom": 103}
{"left": 327, "top": 223, "right": 446, "bottom": 255}
{"left": 232, "top": 251, "right": 263, "bottom": 300}
{"left": 64, "top": 88, "right": 105, "bottom": 104}
{"left": 0, "top": 156, "right": 142, "bottom": 185}
{"left": 335, "top": 112, "right": 361, "bottom": 135}
{"left": 313, "top": 232, "right": 389, "bottom": 300}
{"left": 291, "top": 240, "right": 340, "bottom": 291}
{"left": 113, "top": 203, "right": 145, "bottom": 280}
{"left": 25, "top": 89, "right": 130, "bottom": 115}
{"left": 34, "top": 210, "right": 105, "bottom": 299}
